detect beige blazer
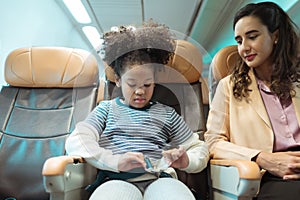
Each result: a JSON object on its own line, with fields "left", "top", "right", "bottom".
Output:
{"left": 204, "top": 69, "right": 300, "bottom": 160}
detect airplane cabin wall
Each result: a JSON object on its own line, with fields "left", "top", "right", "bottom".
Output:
{"left": 0, "top": 0, "right": 95, "bottom": 87}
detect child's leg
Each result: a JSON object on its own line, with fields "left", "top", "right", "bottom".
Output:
{"left": 144, "top": 178, "right": 195, "bottom": 200}
{"left": 89, "top": 180, "right": 143, "bottom": 200}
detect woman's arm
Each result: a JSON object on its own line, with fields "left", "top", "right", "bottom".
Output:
{"left": 204, "top": 77, "right": 262, "bottom": 160}
{"left": 255, "top": 151, "right": 300, "bottom": 179}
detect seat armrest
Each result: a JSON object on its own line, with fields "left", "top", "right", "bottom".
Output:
{"left": 210, "top": 159, "right": 261, "bottom": 179}
{"left": 210, "top": 159, "right": 261, "bottom": 200}
{"left": 42, "top": 156, "right": 85, "bottom": 176}
{"left": 42, "top": 156, "right": 97, "bottom": 200}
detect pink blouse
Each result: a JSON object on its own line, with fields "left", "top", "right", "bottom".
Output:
{"left": 257, "top": 79, "right": 300, "bottom": 151}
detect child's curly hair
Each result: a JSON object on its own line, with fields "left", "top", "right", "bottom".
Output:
{"left": 100, "top": 20, "right": 175, "bottom": 78}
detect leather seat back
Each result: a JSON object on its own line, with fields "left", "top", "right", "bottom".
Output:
{"left": 0, "top": 47, "right": 99, "bottom": 199}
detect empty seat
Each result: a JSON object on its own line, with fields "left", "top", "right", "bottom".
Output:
{"left": 0, "top": 47, "right": 99, "bottom": 199}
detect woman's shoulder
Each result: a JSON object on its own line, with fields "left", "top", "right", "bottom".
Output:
{"left": 216, "top": 74, "right": 233, "bottom": 91}
{"left": 219, "top": 74, "right": 232, "bottom": 83}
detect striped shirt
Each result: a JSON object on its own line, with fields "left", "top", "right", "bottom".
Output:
{"left": 84, "top": 97, "right": 193, "bottom": 159}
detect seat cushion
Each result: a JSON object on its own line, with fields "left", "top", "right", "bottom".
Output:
{"left": 0, "top": 86, "right": 97, "bottom": 199}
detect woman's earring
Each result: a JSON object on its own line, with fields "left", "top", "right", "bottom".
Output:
{"left": 274, "top": 40, "right": 278, "bottom": 44}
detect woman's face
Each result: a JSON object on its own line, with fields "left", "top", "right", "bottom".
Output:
{"left": 234, "top": 16, "right": 278, "bottom": 70}
{"left": 116, "top": 64, "right": 155, "bottom": 109}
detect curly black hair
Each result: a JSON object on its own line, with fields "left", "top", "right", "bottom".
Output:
{"left": 100, "top": 20, "right": 175, "bottom": 78}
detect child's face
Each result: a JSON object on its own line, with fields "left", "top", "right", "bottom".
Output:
{"left": 116, "top": 64, "right": 155, "bottom": 108}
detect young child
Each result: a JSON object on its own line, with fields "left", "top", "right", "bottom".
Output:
{"left": 66, "top": 21, "right": 209, "bottom": 200}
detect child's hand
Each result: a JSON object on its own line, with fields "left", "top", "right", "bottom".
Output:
{"left": 117, "top": 152, "right": 146, "bottom": 172}
{"left": 162, "top": 146, "right": 189, "bottom": 169}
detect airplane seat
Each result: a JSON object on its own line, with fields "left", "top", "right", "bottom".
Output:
{"left": 207, "top": 45, "right": 261, "bottom": 200}
{"left": 0, "top": 47, "right": 99, "bottom": 200}
{"left": 43, "top": 39, "right": 210, "bottom": 200}
{"left": 208, "top": 45, "right": 240, "bottom": 103}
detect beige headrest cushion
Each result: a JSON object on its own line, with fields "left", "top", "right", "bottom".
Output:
{"left": 5, "top": 47, "right": 99, "bottom": 88}
{"left": 104, "top": 40, "right": 202, "bottom": 83}
{"left": 211, "top": 45, "right": 239, "bottom": 81}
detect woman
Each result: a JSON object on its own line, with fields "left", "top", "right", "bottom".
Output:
{"left": 205, "top": 2, "right": 300, "bottom": 199}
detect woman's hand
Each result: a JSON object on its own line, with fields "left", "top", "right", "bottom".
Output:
{"left": 256, "top": 151, "right": 300, "bottom": 179}
{"left": 162, "top": 146, "right": 189, "bottom": 169}
{"left": 117, "top": 152, "right": 146, "bottom": 172}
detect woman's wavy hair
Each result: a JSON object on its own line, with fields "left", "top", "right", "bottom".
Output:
{"left": 100, "top": 19, "right": 175, "bottom": 78}
{"left": 231, "top": 2, "right": 300, "bottom": 100}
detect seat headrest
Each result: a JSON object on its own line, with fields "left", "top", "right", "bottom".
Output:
{"left": 5, "top": 47, "right": 99, "bottom": 88}
{"left": 211, "top": 45, "right": 239, "bottom": 81}
{"left": 105, "top": 40, "right": 202, "bottom": 83}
